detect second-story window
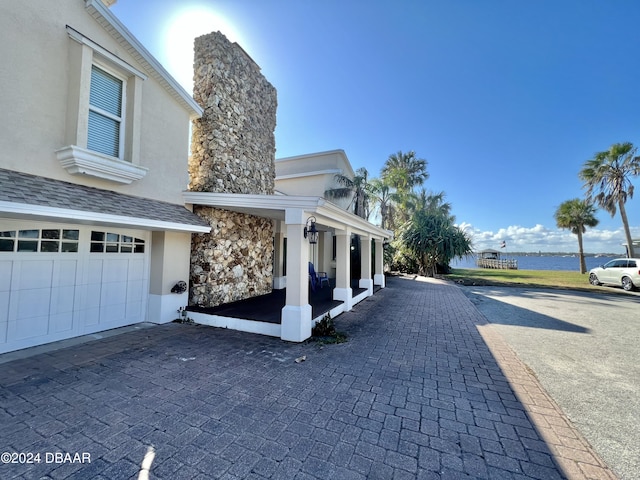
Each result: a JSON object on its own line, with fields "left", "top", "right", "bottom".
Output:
{"left": 88, "top": 65, "right": 124, "bottom": 159}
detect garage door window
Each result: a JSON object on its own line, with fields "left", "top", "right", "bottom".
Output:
{"left": 90, "top": 231, "right": 145, "bottom": 253}
{"left": 0, "top": 229, "right": 79, "bottom": 253}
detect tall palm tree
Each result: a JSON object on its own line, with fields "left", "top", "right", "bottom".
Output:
{"left": 368, "top": 177, "right": 399, "bottom": 230}
{"left": 579, "top": 142, "right": 640, "bottom": 257}
{"left": 381, "top": 150, "right": 429, "bottom": 194}
{"left": 380, "top": 151, "right": 429, "bottom": 225}
{"left": 324, "top": 167, "right": 372, "bottom": 219}
{"left": 554, "top": 199, "right": 599, "bottom": 273}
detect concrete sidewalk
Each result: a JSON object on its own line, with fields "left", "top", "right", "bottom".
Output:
{"left": 0, "top": 276, "right": 615, "bottom": 479}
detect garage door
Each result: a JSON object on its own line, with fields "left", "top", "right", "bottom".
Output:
{"left": 0, "top": 221, "right": 150, "bottom": 354}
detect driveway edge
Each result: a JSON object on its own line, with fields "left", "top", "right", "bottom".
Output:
{"left": 476, "top": 322, "right": 618, "bottom": 480}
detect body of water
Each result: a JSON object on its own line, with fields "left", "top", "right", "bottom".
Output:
{"left": 452, "top": 254, "right": 619, "bottom": 272}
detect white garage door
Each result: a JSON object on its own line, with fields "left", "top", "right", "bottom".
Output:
{"left": 0, "top": 220, "right": 150, "bottom": 354}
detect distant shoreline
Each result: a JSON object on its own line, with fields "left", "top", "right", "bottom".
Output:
{"left": 471, "top": 252, "right": 619, "bottom": 257}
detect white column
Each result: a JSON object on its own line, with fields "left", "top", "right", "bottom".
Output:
{"left": 320, "top": 231, "right": 335, "bottom": 279}
{"left": 281, "top": 209, "right": 312, "bottom": 342}
{"left": 359, "top": 235, "right": 373, "bottom": 296}
{"left": 333, "top": 228, "right": 353, "bottom": 310}
{"left": 374, "top": 238, "right": 386, "bottom": 288}
{"left": 272, "top": 220, "right": 286, "bottom": 289}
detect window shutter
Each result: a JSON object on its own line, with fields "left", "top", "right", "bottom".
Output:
{"left": 88, "top": 66, "right": 123, "bottom": 158}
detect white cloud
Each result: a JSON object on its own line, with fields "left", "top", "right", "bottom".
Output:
{"left": 457, "top": 223, "right": 640, "bottom": 254}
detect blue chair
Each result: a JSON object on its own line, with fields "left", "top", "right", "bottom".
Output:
{"left": 308, "top": 262, "right": 318, "bottom": 291}
{"left": 318, "top": 271, "right": 330, "bottom": 288}
{"left": 309, "top": 263, "right": 331, "bottom": 289}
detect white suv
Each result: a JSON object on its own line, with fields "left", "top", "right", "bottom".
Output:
{"left": 589, "top": 258, "right": 640, "bottom": 291}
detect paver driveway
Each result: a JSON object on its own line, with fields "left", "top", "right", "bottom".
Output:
{"left": 0, "top": 277, "right": 614, "bottom": 479}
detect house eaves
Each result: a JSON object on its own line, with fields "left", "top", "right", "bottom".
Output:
{"left": 84, "top": 0, "right": 203, "bottom": 119}
{"left": 276, "top": 150, "right": 356, "bottom": 179}
{"left": 275, "top": 169, "right": 342, "bottom": 181}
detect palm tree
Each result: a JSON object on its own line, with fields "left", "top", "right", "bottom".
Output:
{"left": 416, "top": 190, "right": 452, "bottom": 217}
{"left": 380, "top": 151, "right": 429, "bottom": 225}
{"left": 369, "top": 177, "right": 401, "bottom": 230}
{"left": 554, "top": 199, "right": 599, "bottom": 273}
{"left": 579, "top": 142, "right": 640, "bottom": 257}
{"left": 324, "top": 167, "right": 372, "bottom": 219}
{"left": 381, "top": 150, "right": 429, "bottom": 194}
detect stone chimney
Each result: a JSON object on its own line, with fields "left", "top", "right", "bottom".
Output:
{"left": 189, "top": 32, "right": 276, "bottom": 194}
{"left": 189, "top": 32, "right": 278, "bottom": 308}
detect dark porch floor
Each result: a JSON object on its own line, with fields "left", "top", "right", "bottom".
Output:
{"left": 187, "top": 280, "right": 373, "bottom": 324}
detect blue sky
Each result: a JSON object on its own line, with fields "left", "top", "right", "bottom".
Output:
{"left": 111, "top": 0, "right": 640, "bottom": 253}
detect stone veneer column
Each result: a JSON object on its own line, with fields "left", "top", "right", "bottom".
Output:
{"left": 189, "top": 32, "right": 278, "bottom": 308}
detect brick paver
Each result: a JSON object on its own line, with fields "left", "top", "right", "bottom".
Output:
{"left": 0, "top": 276, "right": 616, "bottom": 479}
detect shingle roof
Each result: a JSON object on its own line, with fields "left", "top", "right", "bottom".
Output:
{"left": 0, "top": 168, "right": 209, "bottom": 229}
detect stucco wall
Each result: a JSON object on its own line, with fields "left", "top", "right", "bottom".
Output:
{"left": 0, "top": 0, "right": 192, "bottom": 205}
{"left": 189, "top": 32, "right": 277, "bottom": 308}
{"left": 275, "top": 150, "right": 356, "bottom": 211}
{"left": 275, "top": 175, "right": 354, "bottom": 212}
{"left": 149, "top": 231, "right": 192, "bottom": 296}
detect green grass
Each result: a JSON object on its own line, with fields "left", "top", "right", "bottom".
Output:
{"left": 443, "top": 268, "right": 594, "bottom": 290}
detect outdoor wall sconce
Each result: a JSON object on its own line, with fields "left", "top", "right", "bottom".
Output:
{"left": 171, "top": 281, "right": 187, "bottom": 294}
{"left": 304, "top": 216, "right": 319, "bottom": 244}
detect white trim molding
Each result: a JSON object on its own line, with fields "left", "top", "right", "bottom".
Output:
{"left": 275, "top": 169, "right": 342, "bottom": 181}
{"left": 66, "top": 26, "right": 147, "bottom": 81}
{"left": 0, "top": 201, "right": 211, "bottom": 233}
{"left": 190, "top": 312, "right": 281, "bottom": 338}
{"left": 276, "top": 149, "right": 355, "bottom": 179}
{"left": 56, "top": 145, "right": 148, "bottom": 184}
{"left": 183, "top": 191, "right": 393, "bottom": 240}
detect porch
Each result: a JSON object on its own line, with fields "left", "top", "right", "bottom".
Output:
{"left": 186, "top": 280, "right": 378, "bottom": 338}
{"left": 183, "top": 192, "right": 392, "bottom": 342}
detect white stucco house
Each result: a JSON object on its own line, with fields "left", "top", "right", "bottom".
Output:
{"left": 275, "top": 149, "right": 384, "bottom": 284}
{"left": 0, "top": 0, "right": 391, "bottom": 354}
{"left": 0, "top": 0, "right": 210, "bottom": 354}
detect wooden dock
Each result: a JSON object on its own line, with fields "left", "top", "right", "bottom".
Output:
{"left": 476, "top": 258, "right": 518, "bottom": 269}
{"left": 476, "top": 249, "right": 518, "bottom": 269}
